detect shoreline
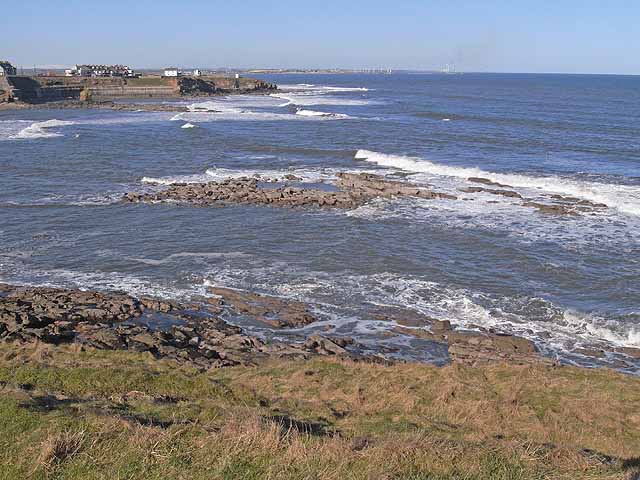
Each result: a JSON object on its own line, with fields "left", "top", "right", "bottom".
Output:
{"left": 0, "top": 88, "right": 277, "bottom": 113}
{"left": 2, "top": 283, "right": 640, "bottom": 478}
{"left": 3, "top": 281, "right": 638, "bottom": 373}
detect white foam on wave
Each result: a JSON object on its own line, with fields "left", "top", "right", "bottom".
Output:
{"left": 295, "top": 109, "right": 351, "bottom": 119}
{"left": 355, "top": 149, "right": 640, "bottom": 216}
{"left": 179, "top": 98, "right": 355, "bottom": 122}
{"left": 9, "top": 119, "right": 75, "bottom": 140}
{"left": 1, "top": 267, "right": 201, "bottom": 302}
{"left": 204, "top": 262, "right": 640, "bottom": 355}
{"left": 141, "top": 174, "right": 212, "bottom": 185}
{"left": 141, "top": 165, "right": 382, "bottom": 186}
{"left": 204, "top": 166, "right": 335, "bottom": 183}
{"left": 123, "top": 251, "right": 248, "bottom": 266}
{"left": 181, "top": 122, "right": 197, "bottom": 129}
{"left": 319, "top": 86, "right": 370, "bottom": 92}
{"left": 271, "top": 93, "right": 376, "bottom": 107}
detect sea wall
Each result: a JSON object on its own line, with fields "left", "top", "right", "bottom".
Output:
{"left": 6, "top": 75, "right": 275, "bottom": 103}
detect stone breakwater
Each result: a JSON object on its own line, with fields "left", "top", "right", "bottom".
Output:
{"left": 124, "top": 172, "right": 608, "bottom": 216}
{"left": 0, "top": 283, "right": 573, "bottom": 369}
{"left": 124, "top": 173, "right": 457, "bottom": 209}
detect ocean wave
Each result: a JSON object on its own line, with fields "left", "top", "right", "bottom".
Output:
{"left": 141, "top": 174, "right": 212, "bottom": 185}
{"left": 271, "top": 93, "right": 376, "bottom": 107}
{"left": 295, "top": 109, "right": 352, "bottom": 119}
{"left": 179, "top": 98, "right": 343, "bottom": 122}
{"left": 123, "top": 251, "right": 248, "bottom": 266}
{"left": 1, "top": 192, "right": 124, "bottom": 208}
{"left": 139, "top": 168, "right": 329, "bottom": 185}
{"left": 278, "top": 84, "right": 369, "bottom": 93}
{"left": 204, "top": 264, "right": 640, "bottom": 358}
{"left": 141, "top": 165, "right": 381, "bottom": 186}
{"left": 181, "top": 122, "right": 197, "bottom": 129}
{"left": 8, "top": 119, "right": 75, "bottom": 140}
{"left": 355, "top": 149, "right": 640, "bottom": 216}
{"left": 2, "top": 269, "right": 200, "bottom": 302}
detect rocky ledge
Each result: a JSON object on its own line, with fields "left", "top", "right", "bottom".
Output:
{"left": 464, "top": 177, "right": 608, "bottom": 215}
{"left": 0, "top": 283, "right": 369, "bottom": 369}
{"left": 123, "top": 170, "right": 608, "bottom": 216}
{"left": 123, "top": 172, "right": 456, "bottom": 210}
{"left": 0, "top": 283, "right": 586, "bottom": 369}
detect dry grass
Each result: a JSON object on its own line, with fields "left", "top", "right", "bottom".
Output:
{"left": 0, "top": 343, "right": 638, "bottom": 479}
{"left": 36, "top": 429, "right": 87, "bottom": 471}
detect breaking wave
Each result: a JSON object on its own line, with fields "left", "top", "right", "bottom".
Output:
{"left": 272, "top": 93, "right": 376, "bottom": 107}
{"left": 9, "top": 119, "right": 75, "bottom": 140}
{"left": 141, "top": 165, "right": 383, "bottom": 186}
{"left": 355, "top": 150, "right": 640, "bottom": 216}
{"left": 295, "top": 109, "right": 351, "bottom": 119}
{"left": 204, "top": 263, "right": 640, "bottom": 362}
{"left": 277, "top": 84, "right": 369, "bottom": 92}
{"left": 181, "top": 122, "right": 197, "bottom": 129}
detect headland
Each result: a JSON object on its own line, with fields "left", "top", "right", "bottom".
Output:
{"left": 0, "top": 68, "right": 275, "bottom": 110}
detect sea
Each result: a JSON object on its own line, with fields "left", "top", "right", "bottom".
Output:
{"left": 1, "top": 73, "right": 639, "bottom": 372}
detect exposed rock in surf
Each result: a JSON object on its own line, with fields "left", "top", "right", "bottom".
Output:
{"left": 388, "top": 314, "right": 541, "bottom": 366}
{"left": 124, "top": 178, "right": 362, "bottom": 209}
{"left": 461, "top": 186, "right": 523, "bottom": 199}
{"left": 123, "top": 172, "right": 456, "bottom": 210}
{"left": 208, "top": 287, "right": 317, "bottom": 329}
{"left": 617, "top": 347, "right": 640, "bottom": 359}
{"left": 467, "top": 177, "right": 514, "bottom": 188}
{"left": 575, "top": 348, "right": 607, "bottom": 359}
{"left": 0, "top": 284, "right": 360, "bottom": 369}
{"left": 522, "top": 201, "right": 580, "bottom": 216}
{"left": 445, "top": 330, "right": 540, "bottom": 366}
{"left": 334, "top": 172, "right": 457, "bottom": 201}
{"left": 303, "top": 335, "right": 352, "bottom": 355}
{"left": 464, "top": 177, "right": 610, "bottom": 215}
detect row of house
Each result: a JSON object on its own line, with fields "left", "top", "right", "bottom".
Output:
{"left": 0, "top": 61, "right": 17, "bottom": 76}
{"left": 65, "top": 64, "right": 137, "bottom": 78}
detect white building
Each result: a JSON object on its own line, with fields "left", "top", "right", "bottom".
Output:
{"left": 164, "top": 68, "right": 180, "bottom": 77}
{"left": 193, "top": 69, "right": 202, "bottom": 77}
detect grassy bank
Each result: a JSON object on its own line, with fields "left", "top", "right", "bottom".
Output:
{"left": 1, "top": 343, "right": 638, "bottom": 479}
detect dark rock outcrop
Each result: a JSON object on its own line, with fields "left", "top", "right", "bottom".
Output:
{"left": 208, "top": 287, "right": 317, "bottom": 329}
{"left": 467, "top": 177, "right": 513, "bottom": 188}
{"left": 461, "top": 186, "right": 523, "bottom": 199}
{"left": 124, "top": 173, "right": 456, "bottom": 211}
{"left": 0, "top": 284, "right": 358, "bottom": 369}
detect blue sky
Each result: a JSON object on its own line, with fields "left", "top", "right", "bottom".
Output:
{"left": 2, "top": 0, "right": 638, "bottom": 74}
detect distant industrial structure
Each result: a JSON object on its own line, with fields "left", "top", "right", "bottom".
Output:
{"left": 0, "top": 61, "right": 17, "bottom": 76}
{"left": 163, "top": 67, "right": 180, "bottom": 77}
{"left": 65, "top": 64, "right": 136, "bottom": 78}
